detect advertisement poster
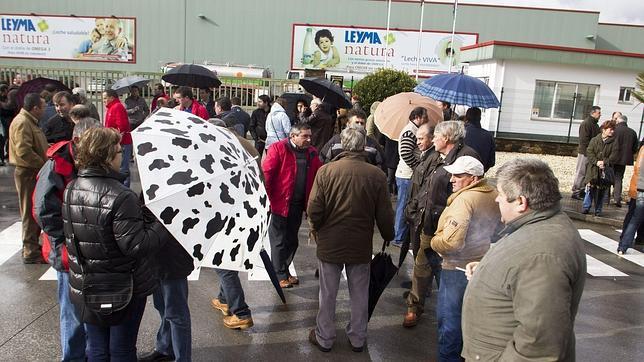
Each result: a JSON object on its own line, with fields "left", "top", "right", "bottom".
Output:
{"left": 291, "top": 24, "right": 477, "bottom": 76}
{"left": 0, "top": 14, "right": 135, "bottom": 63}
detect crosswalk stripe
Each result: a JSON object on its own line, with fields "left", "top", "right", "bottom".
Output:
{"left": 0, "top": 222, "right": 23, "bottom": 265}
{"left": 585, "top": 255, "right": 628, "bottom": 277}
{"left": 579, "top": 229, "right": 644, "bottom": 268}
{"left": 248, "top": 262, "right": 297, "bottom": 281}
{"left": 39, "top": 267, "right": 57, "bottom": 281}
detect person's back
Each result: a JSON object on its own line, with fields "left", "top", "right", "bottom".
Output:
{"left": 309, "top": 152, "right": 394, "bottom": 264}
{"left": 464, "top": 123, "right": 495, "bottom": 171}
{"left": 265, "top": 100, "right": 291, "bottom": 148}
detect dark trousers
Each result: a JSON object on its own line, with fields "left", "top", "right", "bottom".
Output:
{"left": 268, "top": 203, "right": 304, "bottom": 280}
{"left": 152, "top": 278, "right": 191, "bottom": 362}
{"left": 85, "top": 297, "right": 147, "bottom": 362}
{"left": 254, "top": 141, "right": 265, "bottom": 162}
{"left": 215, "top": 269, "right": 251, "bottom": 318}
{"left": 622, "top": 197, "right": 644, "bottom": 246}
{"left": 387, "top": 168, "right": 397, "bottom": 195}
{"left": 613, "top": 164, "right": 626, "bottom": 203}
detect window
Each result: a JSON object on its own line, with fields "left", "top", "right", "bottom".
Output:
{"left": 619, "top": 87, "right": 633, "bottom": 104}
{"left": 531, "top": 80, "right": 598, "bottom": 120}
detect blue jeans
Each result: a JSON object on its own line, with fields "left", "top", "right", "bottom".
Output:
{"left": 57, "top": 271, "right": 86, "bottom": 362}
{"left": 619, "top": 191, "right": 644, "bottom": 252}
{"left": 215, "top": 269, "right": 251, "bottom": 318}
{"left": 85, "top": 297, "right": 147, "bottom": 362}
{"left": 395, "top": 177, "right": 411, "bottom": 242}
{"left": 437, "top": 269, "right": 468, "bottom": 362}
{"left": 119, "top": 143, "right": 132, "bottom": 188}
{"left": 582, "top": 185, "right": 605, "bottom": 213}
{"left": 152, "top": 278, "right": 191, "bottom": 362}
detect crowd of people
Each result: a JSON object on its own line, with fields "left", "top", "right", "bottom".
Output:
{"left": 1, "top": 75, "right": 642, "bottom": 361}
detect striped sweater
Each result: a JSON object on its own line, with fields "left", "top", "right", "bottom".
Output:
{"left": 395, "top": 122, "right": 420, "bottom": 179}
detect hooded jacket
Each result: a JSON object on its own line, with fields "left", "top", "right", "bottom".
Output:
{"left": 265, "top": 102, "right": 292, "bottom": 148}
{"left": 428, "top": 178, "right": 501, "bottom": 270}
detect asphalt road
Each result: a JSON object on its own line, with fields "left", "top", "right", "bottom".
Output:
{"left": 0, "top": 163, "right": 642, "bottom": 361}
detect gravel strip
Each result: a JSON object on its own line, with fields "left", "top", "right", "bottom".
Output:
{"left": 488, "top": 152, "right": 634, "bottom": 197}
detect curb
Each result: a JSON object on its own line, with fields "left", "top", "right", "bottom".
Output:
{"left": 563, "top": 209, "right": 623, "bottom": 228}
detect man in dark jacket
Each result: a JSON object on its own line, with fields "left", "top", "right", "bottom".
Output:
{"left": 300, "top": 98, "right": 334, "bottom": 152}
{"left": 572, "top": 106, "right": 601, "bottom": 199}
{"left": 404, "top": 121, "right": 481, "bottom": 328}
{"left": 463, "top": 107, "right": 495, "bottom": 172}
{"left": 42, "top": 91, "right": 77, "bottom": 143}
{"left": 231, "top": 96, "right": 251, "bottom": 138}
{"left": 33, "top": 118, "right": 100, "bottom": 361}
{"left": 262, "top": 123, "right": 322, "bottom": 288}
{"left": 307, "top": 127, "right": 394, "bottom": 353}
{"left": 319, "top": 108, "right": 384, "bottom": 169}
{"left": 250, "top": 95, "right": 270, "bottom": 158}
{"left": 124, "top": 85, "right": 149, "bottom": 130}
{"left": 612, "top": 114, "right": 639, "bottom": 207}
{"left": 405, "top": 123, "right": 438, "bottom": 257}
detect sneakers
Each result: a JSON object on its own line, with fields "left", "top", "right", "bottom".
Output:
{"left": 137, "top": 350, "right": 174, "bottom": 361}
{"left": 223, "top": 314, "right": 254, "bottom": 330}
{"left": 308, "top": 329, "right": 331, "bottom": 352}
{"left": 617, "top": 249, "right": 626, "bottom": 255}
{"left": 211, "top": 298, "right": 230, "bottom": 316}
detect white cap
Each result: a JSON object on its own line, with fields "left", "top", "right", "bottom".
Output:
{"left": 72, "top": 87, "right": 86, "bottom": 98}
{"left": 444, "top": 156, "right": 484, "bottom": 176}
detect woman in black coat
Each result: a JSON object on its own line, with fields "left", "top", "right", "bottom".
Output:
{"left": 62, "top": 127, "right": 165, "bottom": 361}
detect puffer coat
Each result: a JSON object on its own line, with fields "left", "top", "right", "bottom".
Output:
{"left": 62, "top": 167, "right": 165, "bottom": 322}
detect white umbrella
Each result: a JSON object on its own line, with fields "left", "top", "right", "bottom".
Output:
{"left": 131, "top": 108, "right": 270, "bottom": 272}
{"left": 111, "top": 75, "right": 150, "bottom": 95}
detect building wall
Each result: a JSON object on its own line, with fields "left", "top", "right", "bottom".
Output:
{"left": 0, "top": 0, "right": 608, "bottom": 75}
{"left": 597, "top": 23, "right": 644, "bottom": 53}
{"left": 488, "top": 60, "right": 643, "bottom": 138}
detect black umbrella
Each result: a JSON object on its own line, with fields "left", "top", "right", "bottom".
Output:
{"left": 368, "top": 240, "right": 398, "bottom": 320}
{"left": 397, "top": 237, "right": 411, "bottom": 269}
{"left": 299, "top": 77, "right": 352, "bottom": 109}
{"left": 16, "top": 77, "right": 71, "bottom": 108}
{"left": 259, "top": 249, "right": 287, "bottom": 304}
{"left": 161, "top": 64, "right": 222, "bottom": 89}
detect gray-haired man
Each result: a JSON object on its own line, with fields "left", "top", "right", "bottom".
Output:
{"left": 307, "top": 127, "right": 394, "bottom": 352}
{"left": 462, "top": 158, "right": 586, "bottom": 361}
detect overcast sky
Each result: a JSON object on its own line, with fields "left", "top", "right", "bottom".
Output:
{"left": 459, "top": 0, "right": 644, "bottom": 25}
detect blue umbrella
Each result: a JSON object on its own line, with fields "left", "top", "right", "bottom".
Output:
{"left": 414, "top": 73, "right": 500, "bottom": 108}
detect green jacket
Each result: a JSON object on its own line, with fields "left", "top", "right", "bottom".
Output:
{"left": 461, "top": 206, "right": 586, "bottom": 362}
{"left": 583, "top": 134, "right": 619, "bottom": 186}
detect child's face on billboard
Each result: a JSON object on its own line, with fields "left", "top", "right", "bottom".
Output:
{"left": 318, "top": 37, "right": 332, "bottom": 52}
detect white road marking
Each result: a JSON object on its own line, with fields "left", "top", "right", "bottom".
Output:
{"left": 585, "top": 255, "right": 628, "bottom": 277}
{"left": 0, "top": 222, "right": 23, "bottom": 265}
{"left": 579, "top": 229, "right": 644, "bottom": 268}
{"left": 39, "top": 267, "right": 57, "bottom": 280}
{"left": 248, "top": 262, "right": 297, "bottom": 281}
{"left": 187, "top": 267, "right": 201, "bottom": 281}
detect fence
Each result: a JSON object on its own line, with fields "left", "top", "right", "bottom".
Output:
{"left": 491, "top": 86, "right": 644, "bottom": 143}
{"left": 0, "top": 65, "right": 301, "bottom": 120}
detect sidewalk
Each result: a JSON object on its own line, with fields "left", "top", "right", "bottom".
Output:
{"left": 562, "top": 192, "right": 627, "bottom": 228}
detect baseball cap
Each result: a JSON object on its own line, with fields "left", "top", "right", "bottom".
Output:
{"left": 444, "top": 156, "right": 484, "bottom": 176}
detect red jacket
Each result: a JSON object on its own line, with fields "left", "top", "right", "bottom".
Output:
{"left": 262, "top": 139, "right": 322, "bottom": 217}
{"left": 179, "top": 98, "right": 209, "bottom": 120}
{"left": 105, "top": 98, "right": 132, "bottom": 145}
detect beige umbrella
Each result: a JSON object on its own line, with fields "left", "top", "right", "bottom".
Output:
{"left": 374, "top": 92, "right": 443, "bottom": 141}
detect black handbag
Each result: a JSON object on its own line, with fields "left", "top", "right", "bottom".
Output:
{"left": 602, "top": 166, "right": 615, "bottom": 185}
{"left": 65, "top": 184, "right": 133, "bottom": 317}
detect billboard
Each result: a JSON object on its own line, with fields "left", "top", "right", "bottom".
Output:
{"left": 0, "top": 14, "right": 135, "bottom": 63}
{"left": 291, "top": 24, "right": 478, "bottom": 76}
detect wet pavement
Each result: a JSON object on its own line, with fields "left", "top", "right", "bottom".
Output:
{"left": 0, "top": 163, "right": 642, "bottom": 361}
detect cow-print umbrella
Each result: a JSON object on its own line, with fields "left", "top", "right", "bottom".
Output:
{"left": 131, "top": 108, "right": 270, "bottom": 273}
